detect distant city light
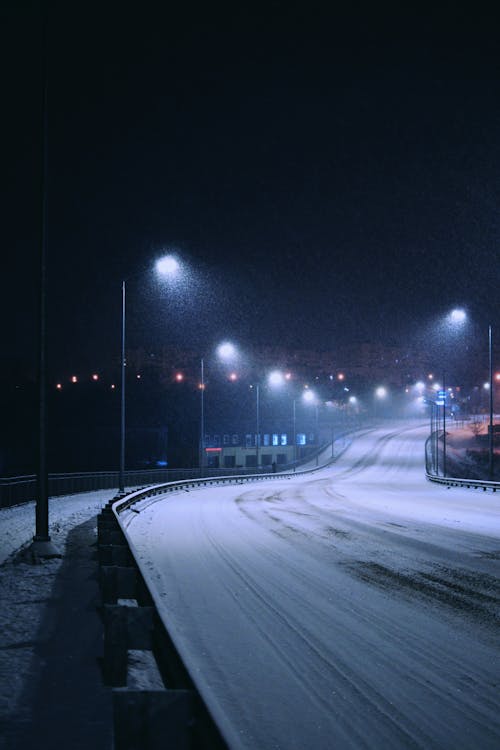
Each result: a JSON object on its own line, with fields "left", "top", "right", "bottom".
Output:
{"left": 71, "top": 376, "right": 78, "bottom": 383}
{"left": 496, "top": 373, "right": 500, "bottom": 382}
{"left": 337, "top": 373, "right": 345, "bottom": 381}
{"left": 349, "top": 396, "right": 357, "bottom": 404}
{"left": 483, "top": 382, "right": 490, "bottom": 390}
{"left": 375, "top": 386, "right": 387, "bottom": 399}
{"left": 229, "top": 372, "right": 238, "bottom": 381}
{"left": 56, "top": 383, "right": 62, "bottom": 390}
{"left": 111, "top": 384, "right": 116, "bottom": 390}
{"left": 428, "top": 373, "right": 434, "bottom": 380}
{"left": 175, "top": 372, "right": 184, "bottom": 382}
{"left": 285, "top": 372, "right": 292, "bottom": 380}
{"left": 303, "top": 389, "right": 316, "bottom": 403}
{"left": 92, "top": 373, "right": 99, "bottom": 381}
{"left": 136, "top": 374, "right": 141, "bottom": 379}
{"left": 415, "top": 381, "right": 425, "bottom": 392}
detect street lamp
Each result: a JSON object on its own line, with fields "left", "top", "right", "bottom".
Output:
{"left": 266, "top": 369, "right": 297, "bottom": 466}
{"left": 488, "top": 324, "right": 494, "bottom": 480}
{"left": 119, "top": 254, "right": 181, "bottom": 493}
{"left": 199, "top": 341, "right": 239, "bottom": 471}
{"left": 303, "top": 389, "right": 320, "bottom": 465}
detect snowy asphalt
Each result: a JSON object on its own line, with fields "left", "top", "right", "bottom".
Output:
{"left": 121, "top": 424, "right": 500, "bottom": 750}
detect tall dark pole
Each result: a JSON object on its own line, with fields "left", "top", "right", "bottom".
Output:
{"left": 256, "top": 384, "right": 260, "bottom": 469}
{"left": 331, "top": 408, "right": 335, "bottom": 459}
{"left": 442, "top": 372, "right": 447, "bottom": 478}
{"left": 200, "top": 357, "right": 205, "bottom": 471}
{"left": 293, "top": 398, "right": 297, "bottom": 468}
{"left": 315, "top": 404, "right": 319, "bottom": 466}
{"left": 31, "top": 3, "right": 59, "bottom": 558}
{"left": 119, "top": 280, "right": 126, "bottom": 493}
{"left": 489, "top": 324, "right": 494, "bottom": 480}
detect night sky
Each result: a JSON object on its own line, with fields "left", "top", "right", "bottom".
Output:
{"left": 2, "top": 1, "right": 500, "bottom": 378}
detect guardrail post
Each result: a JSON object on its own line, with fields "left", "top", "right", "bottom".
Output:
{"left": 100, "top": 566, "right": 138, "bottom": 604}
{"left": 103, "top": 601, "right": 155, "bottom": 686}
{"left": 113, "top": 688, "right": 195, "bottom": 750}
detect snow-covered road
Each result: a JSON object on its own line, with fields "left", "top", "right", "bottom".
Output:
{"left": 122, "top": 424, "right": 500, "bottom": 750}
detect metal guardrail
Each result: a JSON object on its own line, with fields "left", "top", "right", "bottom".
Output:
{"left": 425, "top": 435, "right": 499, "bottom": 492}
{"left": 0, "top": 465, "right": 295, "bottom": 509}
{"left": 0, "top": 432, "right": 353, "bottom": 509}
{"left": 426, "top": 473, "right": 499, "bottom": 491}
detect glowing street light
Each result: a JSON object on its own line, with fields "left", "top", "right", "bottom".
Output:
{"left": 200, "top": 341, "right": 239, "bottom": 470}
{"left": 155, "top": 254, "right": 180, "bottom": 277}
{"left": 268, "top": 370, "right": 285, "bottom": 387}
{"left": 448, "top": 308, "right": 467, "bottom": 325}
{"left": 120, "top": 254, "right": 182, "bottom": 493}
{"left": 217, "top": 341, "right": 238, "bottom": 362}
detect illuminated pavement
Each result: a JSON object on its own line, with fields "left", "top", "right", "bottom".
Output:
{"left": 122, "top": 424, "right": 500, "bottom": 750}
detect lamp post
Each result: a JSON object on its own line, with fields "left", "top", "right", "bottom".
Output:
{"left": 119, "top": 254, "right": 181, "bottom": 493}
{"left": 488, "top": 324, "right": 494, "bottom": 480}
{"left": 256, "top": 383, "right": 260, "bottom": 469}
{"left": 303, "top": 389, "right": 319, "bottom": 465}
{"left": 200, "top": 357, "right": 205, "bottom": 471}
{"left": 200, "top": 342, "right": 238, "bottom": 471}
{"left": 442, "top": 372, "right": 447, "bottom": 478}
{"left": 30, "top": 4, "right": 60, "bottom": 559}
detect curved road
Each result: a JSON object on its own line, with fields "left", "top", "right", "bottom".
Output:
{"left": 122, "top": 423, "right": 500, "bottom": 749}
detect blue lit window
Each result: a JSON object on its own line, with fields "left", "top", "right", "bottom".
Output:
{"left": 280, "top": 434, "right": 287, "bottom": 446}
{"left": 263, "top": 434, "right": 270, "bottom": 446}
{"left": 297, "top": 433, "right": 306, "bottom": 445}
{"left": 272, "top": 434, "right": 279, "bottom": 446}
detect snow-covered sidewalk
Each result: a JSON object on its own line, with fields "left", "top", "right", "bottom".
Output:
{"left": 0, "top": 490, "right": 117, "bottom": 747}
{"left": 0, "top": 489, "right": 117, "bottom": 565}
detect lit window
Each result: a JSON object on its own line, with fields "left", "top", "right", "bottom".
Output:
{"left": 280, "top": 434, "right": 287, "bottom": 446}
{"left": 272, "top": 434, "right": 279, "bottom": 446}
{"left": 245, "top": 434, "right": 253, "bottom": 447}
{"left": 263, "top": 434, "right": 270, "bottom": 446}
{"left": 297, "top": 433, "right": 306, "bottom": 446}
